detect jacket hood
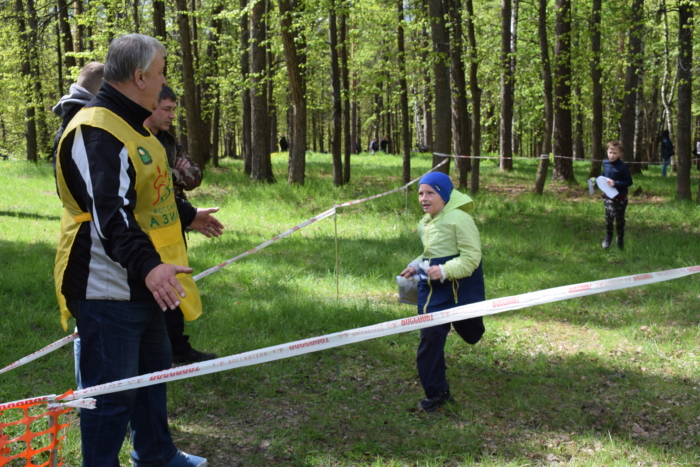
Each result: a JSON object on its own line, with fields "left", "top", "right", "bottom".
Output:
{"left": 52, "top": 84, "right": 95, "bottom": 118}
{"left": 442, "top": 189, "right": 475, "bottom": 214}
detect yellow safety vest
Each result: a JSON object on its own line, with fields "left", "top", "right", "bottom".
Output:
{"left": 54, "top": 106, "right": 202, "bottom": 331}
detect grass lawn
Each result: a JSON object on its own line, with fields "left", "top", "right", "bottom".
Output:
{"left": 0, "top": 153, "right": 699, "bottom": 466}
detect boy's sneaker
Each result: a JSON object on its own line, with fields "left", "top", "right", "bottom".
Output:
{"left": 602, "top": 235, "right": 612, "bottom": 249}
{"left": 163, "top": 451, "right": 208, "bottom": 467}
{"left": 617, "top": 236, "right": 624, "bottom": 250}
{"left": 417, "top": 391, "right": 455, "bottom": 413}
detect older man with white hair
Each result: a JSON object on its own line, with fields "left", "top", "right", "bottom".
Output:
{"left": 54, "top": 34, "right": 220, "bottom": 467}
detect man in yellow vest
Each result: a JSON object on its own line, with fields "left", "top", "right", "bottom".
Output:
{"left": 54, "top": 34, "right": 221, "bottom": 467}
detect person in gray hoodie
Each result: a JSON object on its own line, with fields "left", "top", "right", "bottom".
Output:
{"left": 51, "top": 62, "right": 104, "bottom": 169}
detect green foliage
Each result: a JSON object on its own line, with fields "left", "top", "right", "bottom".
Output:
{"left": 1, "top": 154, "right": 699, "bottom": 465}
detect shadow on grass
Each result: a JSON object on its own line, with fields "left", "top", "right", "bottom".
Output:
{"left": 0, "top": 210, "right": 61, "bottom": 222}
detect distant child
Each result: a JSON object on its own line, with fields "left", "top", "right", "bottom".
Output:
{"left": 601, "top": 140, "right": 633, "bottom": 249}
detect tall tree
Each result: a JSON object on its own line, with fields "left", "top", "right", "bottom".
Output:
{"left": 397, "top": 0, "right": 411, "bottom": 184}
{"left": 551, "top": 0, "right": 575, "bottom": 182}
{"left": 675, "top": 0, "right": 692, "bottom": 200}
{"left": 176, "top": 0, "right": 205, "bottom": 167}
{"left": 499, "top": 0, "right": 513, "bottom": 171}
{"left": 16, "top": 0, "right": 37, "bottom": 161}
{"left": 328, "top": 0, "right": 343, "bottom": 185}
{"left": 279, "top": 0, "right": 307, "bottom": 184}
{"left": 466, "top": 0, "right": 481, "bottom": 194}
{"left": 426, "top": 0, "right": 451, "bottom": 173}
{"left": 250, "top": 0, "right": 274, "bottom": 182}
{"left": 448, "top": 0, "right": 470, "bottom": 188}
{"left": 56, "top": 0, "right": 76, "bottom": 86}
{"left": 240, "top": 0, "right": 252, "bottom": 174}
{"left": 534, "top": 0, "right": 553, "bottom": 193}
{"left": 588, "top": 0, "right": 604, "bottom": 178}
{"left": 620, "top": 0, "right": 644, "bottom": 174}
{"left": 340, "top": 9, "right": 351, "bottom": 183}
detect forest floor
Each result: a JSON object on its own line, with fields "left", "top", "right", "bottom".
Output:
{"left": 1, "top": 153, "right": 699, "bottom": 466}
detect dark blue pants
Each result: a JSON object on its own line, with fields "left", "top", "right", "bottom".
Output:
{"left": 70, "top": 299, "right": 177, "bottom": 467}
{"left": 417, "top": 323, "right": 452, "bottom": 397}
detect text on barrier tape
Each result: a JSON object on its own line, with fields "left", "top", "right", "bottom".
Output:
{"left": 1, "top": 265, "right": 695, "bottom": 409}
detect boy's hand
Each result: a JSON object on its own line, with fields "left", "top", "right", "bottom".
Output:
{"left": 400, "top": 267, "right": 417, "bottom": 278}
{"left": 606, "top": 179, "right": 616, "bottom": 187}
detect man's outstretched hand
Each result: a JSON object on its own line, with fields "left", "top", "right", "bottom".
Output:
{"left": 189, "top": 207, "right": 224, "bottom": 238}
{"left": 145, "top": 263, "right": 194, "bottom": 311}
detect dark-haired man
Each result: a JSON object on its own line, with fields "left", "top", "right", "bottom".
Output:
{"left": 55, "top": 34, "right": 220, "bottom": 467}
{"left": 144, "top": 86, "right": 217, "bottom": 365}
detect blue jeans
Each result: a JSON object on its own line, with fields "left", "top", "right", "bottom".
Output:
{"left": 69, "top": 299, "right": 177, "bottom": 467}
{"left": 662, "top": 157, "right": 671, "bottom": 176}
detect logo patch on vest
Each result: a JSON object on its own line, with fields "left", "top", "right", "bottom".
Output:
{"left": 137, "top": 147, "right": 152, "bottom": 165}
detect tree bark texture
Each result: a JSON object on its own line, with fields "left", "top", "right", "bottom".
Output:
{"left": 240, "top": 0, "right": 252, "bottom": 174}
{"left": 279, "top": 0, "right": 307, "bottom": 184}
{"left": 551, "top": 0, "right": 574, "bottom": 182}
{"left": 176, "top": 0, "right": 205, "bottom": 168}
{"left": 499, "top": 0, "right": 513, "bottom": 171}
{"left": 250, "top": 0, "right": 274, "bottom": 182}
{"left": 466, "top": 0, "right": 481, "bottom": 194}
{"left": 427, "top": 0, "right": 451, "bottom": 173}
{"left": 16, "top": 0, "right": 37, "bottom": 162}
{"left": 588, "top": 0, "right": 603, "bottom": 178}
{"left": 448, "top": 0, "right": 470, "bottom": 189}
{"left": 57, "top": 0, "right": 76, "bottom": 81}
{"left": 398, "top": 0, "right": 411, "bottom": 184}
{"left": 676, "top": 0, "right": 692, "bottom": 200}
{"left": 620, "top": 0, "right": 644, "bottom": 174}
{"left": 328, "top": 4, "right": 343, "bottom": 185}
{"left": 534, "top": 0, "right": 553, "bottom": 193}
{"left": 340, "top": 11, "right": 351, "bottom": 183}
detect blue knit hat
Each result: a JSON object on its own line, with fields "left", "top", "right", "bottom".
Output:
{"left": 419, "top": 172, "right": 453, "bottom": 204}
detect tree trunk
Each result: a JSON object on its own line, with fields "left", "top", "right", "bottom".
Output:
{"left": 534, "top": 0, "right": 553, "bottom": 193}
{"left": 279, "top": 0, "right": 307, "bottom": 183}
{"left": 676, "top": 0, "right": 692, "bottom": 200}
{"left": 329, "top": 3, "right": 343, "bottom": 185}
{"left": 499, "top": 0, "right": 513, "bottom": 172}
{"left": 16, "top": 0, "right": 37, "bottom": 162}
{"left": 588, "top": 0, "right": 603, "bottom": 178}
{"left": 447, "top": 0, "right": 470, "bottom": 188}
{"left": 340, "top": 11, "right": 351, "bottom": 183}
{"left": 240, "top": 0, "right": 252, "bottom": 174}
{"left": 620, "top": 0, "right": 644, "bottom": 174}
{"left": 175, "top": 0, "right": 205, "bottom": 168}
{"left": 133, "top": 0, "right": 140, "bottom": 32}
{"left": 427, "top": 0, "right": 451, "bottom": 173}
{"left": 398, "top": 0, "right": 411, "bottom": 184}
{"left": 466, "top": 0, "right": 481, "bottom": 194}
{"left": 250, "top": 0, "right": 274, "bottom": 182}
{"left": 212, "top": 93, "right": 220, "bottom": 167}
{"left": 551, "top": 0, "right": 574, "bottom": 182}
{"left": 57, "top": 0, "right": 76, "bottom": 87}
{"left": 510, "top": 0, "right": 519, "bottom": 157}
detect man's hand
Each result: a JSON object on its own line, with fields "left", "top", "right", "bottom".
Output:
{"left": 145, "top": 263, "right": 194, "bottom": 311}
{"left": 174, "top": 158, "right": 191, "bottom": 172}
{"left": 189, "top": 207, "right": 224, "bottom": 238}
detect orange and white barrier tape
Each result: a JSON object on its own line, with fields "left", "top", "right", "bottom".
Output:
{"left": 433, "top": 152, "right": 700, "bottom": 165}
{"left": 0, "top": 332, "right": 79, "bottom": 375}
{"left": 2, "top": 265, "right": 697, "bottom": 409}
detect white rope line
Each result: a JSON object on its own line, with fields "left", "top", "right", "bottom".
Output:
{"left": 433, "top": 152, "right": 700, "bottom": 165}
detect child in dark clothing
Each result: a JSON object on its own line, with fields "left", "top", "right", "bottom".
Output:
{"left": 601, "top": 140, "right": 633, "bottom": 249}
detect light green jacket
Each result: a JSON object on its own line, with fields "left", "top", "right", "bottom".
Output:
{"left": 411, "top": 189, "right": 482, "bottom": 280}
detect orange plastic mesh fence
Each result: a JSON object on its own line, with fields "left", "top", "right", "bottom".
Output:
{"left": 0, "top": 393, "right": 72, "bottom": 467}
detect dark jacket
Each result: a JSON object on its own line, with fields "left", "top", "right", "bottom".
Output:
{"left": 57, "top": 82, "right": 197, "bottom": 302}
{"left": 155, "top": 130, "right": 202, "bottom": 197}
{"left": 602, "top": 158, "right": 633, "bottom": 198}
{"left": 661, "top": 138, "right": 675, "bottom": 160}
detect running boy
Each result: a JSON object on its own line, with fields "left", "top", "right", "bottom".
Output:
{"left": 601, "top": 140, "right": 633, "bottom": 249}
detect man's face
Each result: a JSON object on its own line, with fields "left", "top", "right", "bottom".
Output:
{"left": 149, "top": 99, "right": 176, "bottom": 133}
{"left": 140, "top": 51, "right": 167, "bottom": 110}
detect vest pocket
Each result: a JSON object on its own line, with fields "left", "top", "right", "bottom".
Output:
{"left": 147, "top": 223, "right": 182, "bottom": 249}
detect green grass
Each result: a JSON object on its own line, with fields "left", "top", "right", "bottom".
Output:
{"left": 1, "top": 153, "right": 699, "bottom": 466}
